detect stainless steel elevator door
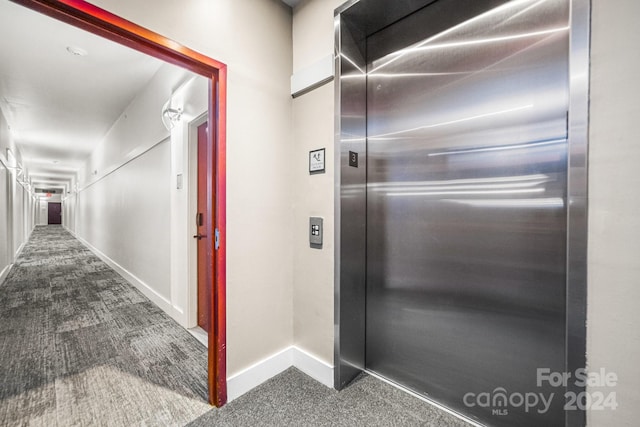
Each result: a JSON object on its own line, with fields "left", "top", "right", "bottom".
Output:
{"left": 365, "top": 1, "right": 569, "bottom": 426}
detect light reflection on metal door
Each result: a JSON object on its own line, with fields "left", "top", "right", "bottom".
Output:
{"left": 364, "top": 1, "right": 570, "bottom": 425}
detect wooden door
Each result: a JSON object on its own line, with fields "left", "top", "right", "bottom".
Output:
{"left": 47, "top": 202, "right": 62, "bottom": 224}
{"left": 196, "top": 122, "right": 211, "bottom": 332}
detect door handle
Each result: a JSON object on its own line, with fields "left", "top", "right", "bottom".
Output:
{"left": 193, "top": 234, "right": 207, "bottom": 240}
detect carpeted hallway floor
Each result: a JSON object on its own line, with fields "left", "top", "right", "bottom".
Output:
{"left": 0, "top": 226, "right": 468, "bottom": 426}
{"left": 0, "top": 226, "right": 211, "bottom": 426}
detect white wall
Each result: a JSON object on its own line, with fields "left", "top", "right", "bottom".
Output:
{"left": 0, "top": 154, "right": 10, "bottom": 282}
{"left": 83, "top": 0, "right": 295, "bottom": 378}
{"left": 0, "top": 107, "right": 35, "bottom": 283}
{"left": 78, "top": 140, "right": 172, "bottom": 297}
{"left": 587, "top": 1, "right": 640, "bottom": 425}
{"left": 37, "top": 199, "right": 47, "bottom": 225}
{"left": 63, "top": 192, "right": 75, "bottom": 231}
{"left": 66, "top": 62, "right": 195, "bottom": 322}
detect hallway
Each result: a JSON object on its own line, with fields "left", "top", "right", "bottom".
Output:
{"left": 0, "top": 226, "right": 211, "bottom": 425}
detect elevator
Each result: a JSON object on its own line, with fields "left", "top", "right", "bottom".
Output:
{"left": 334, "top": 1, "right": 589, "bottom": 426}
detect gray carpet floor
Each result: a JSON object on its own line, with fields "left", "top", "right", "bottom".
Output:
{"left": 1, "top": 226, "right": 468, "bottom": 426}
{"left": 189, "top": 368, "right": 468, "bottom": 427}
{"left": 0, "top": 226, "right": 211, "bottom": 426}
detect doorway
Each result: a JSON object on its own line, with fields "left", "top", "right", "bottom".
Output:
{"left": 11, "top": 0, "right": 228, "bottom": 407}
{"left": 47, "top": 202, "right": 62, "bottom": 225}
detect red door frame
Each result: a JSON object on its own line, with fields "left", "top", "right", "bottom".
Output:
{"left": 10, "top": 0, "right": 228, "bottom": 406}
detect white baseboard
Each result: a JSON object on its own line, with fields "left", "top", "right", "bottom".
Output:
{"left": 227, "top": 347, "right": 294, "bottom": 402}
{"left": 67, "top": 228, "right": 182, "bottom": 324}
{"left": 292, "top": 346, "right": 334, "bottom": 388}
{"left": 0, "top": 264, "right": 12, "bottom": 285}
{"left": 227, "top": 346, "right": 334, "bottom": 402}
{"left": 187, "top": 326, "right": 208, "bottom": 348}
{"left": 14, "top": 241, "right": 26, "bottom": 259}
{"left": 2, "top": 228, "right": 34, "bottom": 285}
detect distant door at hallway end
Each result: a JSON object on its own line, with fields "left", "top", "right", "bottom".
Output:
{"left": 47, "top": 202, "right": 62, "bottom": 225}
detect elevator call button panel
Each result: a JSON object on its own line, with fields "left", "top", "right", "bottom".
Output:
{"left": 310, "top": 217, "right": 323, "bottom": 248}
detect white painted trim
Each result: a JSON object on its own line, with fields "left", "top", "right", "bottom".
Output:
{"left": 292, "top": 346, "right": 334, "bottom": 388}
{"left": 77, "top": 137, "right": 169, "bottom": 194}
{"left": 2, "top": 225, "right": 35, "bottom": 286}
{"left": 227, "top": 347, "right": 294, "bottom": 402}
{"left": 187, "top": 326, "right": 208, "bottom": 348}
{"left": 66, "top": 227, "right": 182, "bottom": 323}
{"left": 227, "top": 346, "right": 335, "bottom": 402}
{"left": 0, "top": 264, "right": 12, "bottom": 285}
{"left": 14, "top": 241, "right": 26, "bottom": 259}
{"left": 291, "top": 54, "right": 335, "bottom": 97}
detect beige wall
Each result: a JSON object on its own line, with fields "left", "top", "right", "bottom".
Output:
{"left": 87, "top": 0, "right": 294, "bottom": 377}
{"left": 291, "top": 0, "right": 344, "bottom": 366}
{"left": 292, "top": 83, "right": 335, "bottom": 363}
{"left": 588, "top": 1, "right": 640, "bottom": 425}
{"left": 292, "top": 0, "right": 342, "bottom": 71}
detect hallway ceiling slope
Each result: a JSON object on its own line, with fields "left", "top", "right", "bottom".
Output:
{"left": 0, "top": 0, "right": 164, "bottom": 191}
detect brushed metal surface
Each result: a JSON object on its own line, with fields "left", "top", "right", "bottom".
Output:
{"left": 334, "top": 12, "right": 368, "bottom": 390}
{"left": 365, "top": 1, "right": 570, "bottom": 426}
{"left": 565, "top": 1, "right": 590, "bottom": 426}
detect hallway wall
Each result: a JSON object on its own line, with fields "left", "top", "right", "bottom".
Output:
{"left": 77, "top": 140, "right": 172, "bottom": 300}
{"left": 291, "top": 0, "right": 344, "bottom": 367}
{"left": 82, "top": 0, "right": 295, "bottom": 379}
{"left": 588, "top": 1, "right": 640, "bottom": 425}
{"left": 64, "top": 63, "right": 196, "bottom": 322}
{"left": 0, "top": 160, "right": 8, "bottom": 279}
{"left": 0, "top": 108, "right": 36, "bottom": 283}
{"left": 290, "top": 0, "right": 344, "bottom": 372}
{"left": 37, "top": 195, "right": 63, "bottom": 226}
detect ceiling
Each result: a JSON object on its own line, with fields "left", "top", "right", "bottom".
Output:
{"left": 0, "top": 1, "right": 165, "bottom": 191}
{"left": 281, "top": 0, "right": 303, "bottom": 7}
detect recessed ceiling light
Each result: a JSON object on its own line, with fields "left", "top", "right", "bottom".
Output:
{"left": 66, "top": 46, "right": 88, "bottom": 56}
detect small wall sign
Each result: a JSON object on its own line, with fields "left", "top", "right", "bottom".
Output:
{"left": 309, "top": 148, "right": 326, "bottom": 174}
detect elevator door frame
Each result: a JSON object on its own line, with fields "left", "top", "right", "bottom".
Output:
{"left": 333, "top": 1, "right": 590, "bottom": 426}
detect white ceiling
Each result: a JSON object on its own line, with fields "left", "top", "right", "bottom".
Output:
{"left": 0, "top": 0, "right": 165, "bottom": 190}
